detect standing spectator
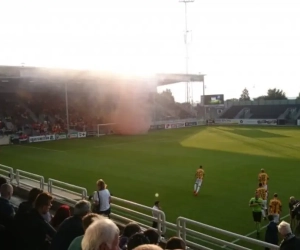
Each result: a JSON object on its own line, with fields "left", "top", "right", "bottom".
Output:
{"left": 264, "top": 215, "right": 278, "bottom": 250}
{"left": 13, "top": 192, "right": 56, "bottom": 250}
{"left": 68, "top": 213, "right": 102, "bottom": 250}
{"left": 50, "top": 200, "right": 91, "bottom": 250}
{"left": 93, "top": 179, "right": 111, "bottom": 218}
{"left": 289, "top": 197, "right": 300, "bottom": 233}
{"left": 81, "top": 217, "right": 119, "bottom": 250}
{"left": 50, "top": 205, "right": 71, "bottom": 230}
{"left": 278, "top": 221, "right": 300, "bottom": 250}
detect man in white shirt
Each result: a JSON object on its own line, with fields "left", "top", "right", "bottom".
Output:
{"left": 152, "top": 201, "right": 164, "bottom": 237}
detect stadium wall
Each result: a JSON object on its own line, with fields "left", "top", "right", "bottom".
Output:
{"left": 214, "top": 119, "right": 278, "bottom": 125}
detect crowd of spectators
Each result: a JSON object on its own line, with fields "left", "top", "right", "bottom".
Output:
{"left": 1, "top": 176, "right": 300, "bottom": 250}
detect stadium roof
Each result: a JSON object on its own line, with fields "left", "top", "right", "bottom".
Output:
{"left": 0, "top": 65, "right": 205, "bottom": 86}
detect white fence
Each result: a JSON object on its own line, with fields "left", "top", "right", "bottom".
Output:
{"left": 0, "top": 164, "right": 279, "bottom": 250}
{"left": 0, "top": 164, "right": 14, "bottom": 183}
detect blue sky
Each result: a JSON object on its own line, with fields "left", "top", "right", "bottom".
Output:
{"left": 0, "top": 0, "right": 299, "bottom": 102}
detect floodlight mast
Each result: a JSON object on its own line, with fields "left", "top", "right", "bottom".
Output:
{"left": 180, "top": 0, "right": 194, "bottom": 104}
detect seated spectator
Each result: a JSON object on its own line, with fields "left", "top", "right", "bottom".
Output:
{"left": 0, "top": 177, "right": 7, "bottom": 190}
{"left": 278, "top": 221, "right": 300, "bottom": 250}
{"left": 68, "top": 213, "right": 102, "bottom": 250}
{"left": 50, "top": 205, "right": 71, "bottom": 230}
{"left": 13, "top": 192, "right": 56, "bottom": 250}
{"left": 134, "top": 245, "right": 162, "bottom": 250}
{"left": 0, "top": 183, "right": 15, "bottom": 224}
{"left": 15, "top": 187, "right": 42, "bottom": 219}
{"left": 144, "top": 229, "right": 160, "bottom": 245}
{"left": 119, "top": 222, "right": 141, "bottom": 250}
{"left": 127, "top": 233, "right": 150, "bottom": 250}
{"left": 81, "top": 217, "right": 120, "bottom": 250}
{"left": 165, "top": 237, "right": 186, "bottom": 250}
{"left": 50, "top": 200, "right": 91, "bottom": 250}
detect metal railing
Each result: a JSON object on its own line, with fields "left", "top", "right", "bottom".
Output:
{"left": 3, "top": 165, "right": 282, "bottom": 250}
{"left": 176, "top": 217, "right": 279, "bottom": 250}
{"left": 48, "top": 178, "right": 88, "bottom": 205}
{"left": 15, "top": 169, "right": 44, "bottom": 190}
{"left": 111, "top": 196, "right": 166, "bottom": 236}
{"left": 0, "top": 164, "right": 14, "bottom": 183}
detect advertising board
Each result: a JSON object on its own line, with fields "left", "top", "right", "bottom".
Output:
{"left": 56, "top": 133, "right": 67, "bottom": 140}
{"left": 165, "top": 122, "right": 185, "bottom": 129}
{"left": 185, "top": 121, "right": 198, "bottom": 127}
{"left": 29, "top": 135, "right": 56, "bottom": 143}
{"left": 239, "top": 119, "right": 277, "bottom": 125}
{"left": 68, "top": 133, "right": 78, "bottom": 139}
{"left": 78, "top": 132, "right": 87, "bottom": 138}
{"left": 297, "top": 120, "right": 300, "bottom": 126}
{"left": 215, "top": 119, "right": 239, "bottom": 124}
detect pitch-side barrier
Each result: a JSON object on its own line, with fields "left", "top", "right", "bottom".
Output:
{"left": 0, "top": 164, "right": 279, "bottom": 250}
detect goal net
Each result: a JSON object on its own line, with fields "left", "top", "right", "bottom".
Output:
{"left": 97, "top": 123, "right": 116, "bottom": 137}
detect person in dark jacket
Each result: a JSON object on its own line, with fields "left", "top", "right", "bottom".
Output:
{"left": 278, "top": 221, "right": 300, "bottom": 250}
{"left": 50, "top": 200, "right": 91, "bottom": 250}
{"left": 264, "top": 215, "right": 278, "bottom": 250}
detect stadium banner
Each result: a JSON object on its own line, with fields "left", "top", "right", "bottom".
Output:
{"left": 185, "top": 121, "right": 198, "bottom": 127}
{"left": 239, "top": 119, "right": 277, "bottom": 125}
{"left": 297, "top": 120, "right": 300, "bottom": 126}
{"left": 78, "top": 132, "right": 87, "bottom": 138}
{"left": 29, "top": 134, "right": 56, "bottom": 143}
{"left": 149, "top": 124, "right": 165, "bottom": 130}
{"left": 165, "top": 122, "right": 186, "bottom": 129}
{"left": 215, "top": 119, "right": 239, "bottom": 124}
{"left": 55, "top": 133, "right": 67, "bottom": 140}
{"left": 68, "top": 133, "right": 78, "bottom": 139}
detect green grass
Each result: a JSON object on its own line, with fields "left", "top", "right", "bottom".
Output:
{"left": 1, "top": 126, "right": 300, "bottom": 249}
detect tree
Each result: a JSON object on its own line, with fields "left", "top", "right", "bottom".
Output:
{"left": 265, "top": 88, "right": 287, "bottom": 100}
{"left": 239, "top": 88, "right": 250, "bottom": 101}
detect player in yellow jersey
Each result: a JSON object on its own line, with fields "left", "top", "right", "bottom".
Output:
{"left": 256, "top": 183, "right": 268, "bottom": 220}
{"left": 194, "top": 166, "right": 205, "bottom": 196}
{"left": 269, "top": 193, "right": 282, "bottom": 224}
{"left": 258, "top": 169, "right": 269, "bottom": 191}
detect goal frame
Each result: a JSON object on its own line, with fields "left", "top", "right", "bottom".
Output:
{"left": 97, "top": 123, "right": 116, "bottom": 137}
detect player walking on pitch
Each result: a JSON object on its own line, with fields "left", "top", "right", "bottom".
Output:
{"left": 256, "top": 183, "right": 268, "bottom": 220}
{"left": 194, "top": 166, "right": 205, "bottom": 196}
{"left": 249, "top": 192, "right": 263, "bottom": 238}
{"left": 258, "top": 168, "right": 269, "bottom": 191}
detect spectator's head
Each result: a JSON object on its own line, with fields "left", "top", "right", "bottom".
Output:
{"left": 290, "top": 196, "right": 296, "bottom": 203}
{"left": 96, "top": 179, "right": 107, "bottom": 191}
{"left": 34, "top": 192, "right": 53, "bottom": 215}
{"left": 0, "top": 177, "right": 7, "bottom": 187}
{"left": 82, "top": 217, "right": 120, "bottom": 250}
{"left": 74, "top": 200, "right": 91, "bottom": 218}
{"left": 28, "top": 188, "right": 43, "bottom": 204}
{"left": 165, "top": 237, "right": 186, "bottom": 250}
{"left": 82, "top": 213, "right": 102, "bottom": 231}
{"left": 127, "top": 233, "right": 150, "bottom": 250}
{"left": 51, "top": 205, "right": 71, "bottom": 228}
{"left": 123, "top": 222, "right": 141, "bottom": 238}
{"left": 268, "top": 215, "right": 274, "bottom": 222}
{"left": 0, "top": 183, "right": 13, "bottom": 200}
{"left": 144, "top": 229, "right": 159, "bottom": 244}
{"left": 134, "top": 245, "right": 162, "bottom": 250}
{"left": 278, "top": 221, "right": 292, "bottom": 237}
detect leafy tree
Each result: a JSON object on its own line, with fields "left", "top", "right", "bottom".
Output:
{"left": 265, "top": 88, "right": 287, "bottom": 100}
{"left": 239, "top": 88, "right": 250, "bottom": 101}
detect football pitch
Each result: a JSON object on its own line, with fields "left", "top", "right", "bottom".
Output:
{"left": 1, "top": 126, "right": 300, "bottom": 248}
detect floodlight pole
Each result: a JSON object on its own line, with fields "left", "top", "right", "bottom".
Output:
{"left": 180, "top": 0, "right": 194, "bottom": 104}
{"left": 65, "top": 81, "right": 70, "bottom": 134}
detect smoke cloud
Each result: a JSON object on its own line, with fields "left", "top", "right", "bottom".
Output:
{"left": 103, "top": 83, "right": 152, "bottom": 135}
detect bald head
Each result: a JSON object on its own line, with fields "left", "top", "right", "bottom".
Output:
{"left": 0, "top": 183, "right": 13, "bottom": 200}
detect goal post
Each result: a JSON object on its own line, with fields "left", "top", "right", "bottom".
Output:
{"left": 97, "top": 123, "right": 116, "bottom": 137}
